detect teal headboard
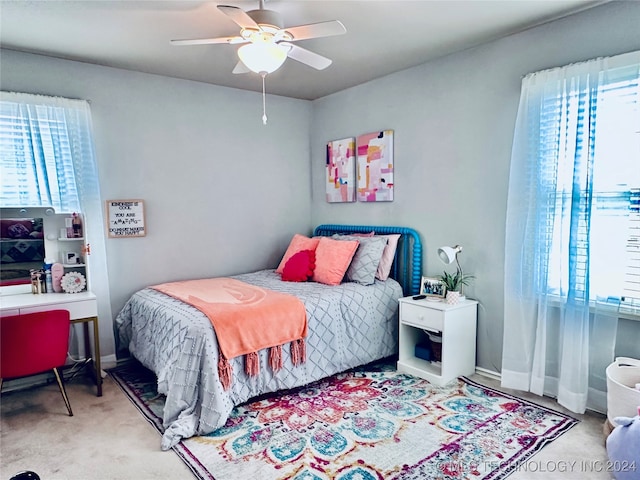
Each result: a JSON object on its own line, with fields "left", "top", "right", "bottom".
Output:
{"left": 313, "top": 224, "right": 423, "bottom": 296}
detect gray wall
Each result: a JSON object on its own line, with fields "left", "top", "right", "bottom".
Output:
{"left": 1, "top": 50, "right": 313, "bottom": 358}
{"left": 310, "top": 1, "right": 640, "bottom": 372}
{"left": 2, "top": 1, "right": 639, "bottom": 368}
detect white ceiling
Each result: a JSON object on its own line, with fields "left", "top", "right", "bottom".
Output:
{"left": 0, "top": 0, "right": 607, "bottom": 100}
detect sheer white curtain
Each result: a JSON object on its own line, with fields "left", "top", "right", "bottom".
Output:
{"left": 501, "top": 51, "right": 640, "bottom": 414}
{"left": 0, "top": 91, "right": 113, "bottom": 346}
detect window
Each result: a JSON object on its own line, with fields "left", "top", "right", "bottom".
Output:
{"left": 0, "top": 98, "right": 81, "bottom": 213}
{"left": 0, "top": 91, "right": 113, "bottom": 342}
{"left": 502, "top": 52, "right": 640, "bottom": 414}
{"left": 537, "top": 63, "right": 640, "bottom": 311}
{"left": 624, "top": 187, "right": 640, "bottom": 311}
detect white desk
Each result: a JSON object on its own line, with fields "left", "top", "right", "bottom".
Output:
{"left": 0, "top": 291, "right": 102, "bottom": 396}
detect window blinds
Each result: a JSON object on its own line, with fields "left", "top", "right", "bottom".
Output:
{"left": 623, "top": 187, "right": 640, "bottom": 312}
{"left": 537, "top": 63, "right": 640, "bottom": 306}
{"left": 0, "top": 100, "right": 80, "bottom": 213}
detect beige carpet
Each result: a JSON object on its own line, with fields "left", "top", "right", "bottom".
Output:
{"left": 1, "top": 366, "right": 612, "bottom": 480}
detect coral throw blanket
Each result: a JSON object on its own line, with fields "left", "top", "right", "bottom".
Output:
{"left": 151, "top": 278, "right": 307, "bottom": 390}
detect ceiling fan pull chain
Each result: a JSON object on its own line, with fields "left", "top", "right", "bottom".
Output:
{"left": 262, "top": 73, "right": 268, "bottom": 125}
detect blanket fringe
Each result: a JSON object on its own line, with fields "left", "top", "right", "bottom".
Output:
{"left": 290, "top": 338, "right": 306, "bottom": 366}
{"left": 245, "top": 351, "right": 259, "bottom": 376}
{"left": 218, "top": 355, "right": 232, "bottom": 391}
{"left": 269, "top": 344, "right": 283, "bottom": 372}
{"left": 219, "top": 341, "right": 305, "bottom": 391}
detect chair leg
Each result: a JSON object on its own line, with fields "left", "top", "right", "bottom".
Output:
{"left": 52, "top": 368, "right": 73, "bottom": 416}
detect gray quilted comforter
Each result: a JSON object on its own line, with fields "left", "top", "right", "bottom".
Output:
{"left": 115, "top": 269, "right": 402, "bottom": 450}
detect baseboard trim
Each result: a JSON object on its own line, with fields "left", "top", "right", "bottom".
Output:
{"left": 1, "top": 372, "right": 52, "bottom": 392}
{"left": 1, "top": 353, "right": 118, "bottom": 393}
{"left": 101, "top": 354, "right": 117, "bottom": 370}
{"left": 475, "top": 366, "right": 502, "bottom": 381}
{"left": 472, "top": 367, "right": 608, "bottom": 416}
{"left": 102, "top": 353, "right": 117, "bottom": 363}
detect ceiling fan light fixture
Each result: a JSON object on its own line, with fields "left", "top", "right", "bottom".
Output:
{"left": 238, "top": 42, "right": 289, "bottom": 74}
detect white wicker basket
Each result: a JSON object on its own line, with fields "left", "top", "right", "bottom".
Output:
{"left": 606, "top": 357, "right": 640, "bottom": 426}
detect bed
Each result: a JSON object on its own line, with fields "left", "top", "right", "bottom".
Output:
{"left": 115, "top": 224, "right": 422, "bottom": 450}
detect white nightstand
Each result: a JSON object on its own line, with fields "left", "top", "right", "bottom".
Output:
{"left": 397, "top": 296, "right": 478, "bottom": 386}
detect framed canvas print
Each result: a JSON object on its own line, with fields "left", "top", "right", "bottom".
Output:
{"left": 326, "top": 137, "right": 356, "bottom": 203}
{"left": 106, "top": 199, "right": 146, "bottom": 238}
{"left": 357, "top": 130, "right": 394, "bottom": 202}
{"left": 420, "top": 276, "right": 446, "bottom": 299}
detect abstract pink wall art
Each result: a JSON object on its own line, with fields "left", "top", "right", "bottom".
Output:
{"left": 357, "top": 130, "right": 394, "bottom": 202}
{"left": 326, "top": 137, "right": 356, "bottom": 203}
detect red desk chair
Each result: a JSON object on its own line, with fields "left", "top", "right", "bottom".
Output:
{"left": 1, "top": 309, "right": 73, "bottom": 416}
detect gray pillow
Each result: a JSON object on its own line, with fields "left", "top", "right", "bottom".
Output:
{"left": 331, "top": 234, "right": 387, "bottom": 285}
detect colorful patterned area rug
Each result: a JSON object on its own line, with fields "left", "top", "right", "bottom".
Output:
{"left": 108, "top": 360, "right": 578, "bottom": 480}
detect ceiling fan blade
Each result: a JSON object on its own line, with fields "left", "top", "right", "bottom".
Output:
{"left": 232, "top": 61, "right": 250, "bottom": 74}
{"left": 171, "top": 36, "right": 246, "bottom": 46}
{"left": 217, "top": 5, "right": 261, "bottom": 30}
{"left": 280, "top": 43, "right": 332, "bottom": 70}
{"left": 284, "top": 20, "right": 346, "bottom": 41}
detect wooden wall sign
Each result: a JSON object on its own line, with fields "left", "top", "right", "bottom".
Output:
{"left": 106, "top": 199, "right": 146, "bottom": 238}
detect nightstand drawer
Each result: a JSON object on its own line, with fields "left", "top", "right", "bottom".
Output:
{"left": 401, "top": 303, "right": 443, "bottom": 331}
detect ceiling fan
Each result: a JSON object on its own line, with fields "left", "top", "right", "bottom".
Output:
{"left": 170, "top": 1, "right": 347, "bottom": 75}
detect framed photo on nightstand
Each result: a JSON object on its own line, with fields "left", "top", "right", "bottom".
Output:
{"left": 420, "top": 276, "right": 446, "bottom": 299}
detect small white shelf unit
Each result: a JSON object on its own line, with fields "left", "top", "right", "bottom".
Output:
{"left": 56, "top": 234, "right": 87, "bottom": 289}
{"left": 397, "top": 296, "right": 478, "bottom": 386}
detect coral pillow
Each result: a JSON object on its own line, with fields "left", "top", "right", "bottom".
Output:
{"left": 375, "top": 234, "right": 401, "bottom": 281}
{"left": 281, "top": 250, "right": 316, "bottom": 282}
{"left": 276, "top": 234, "right": 321, "bottom": 274}
{"left": 312, "top": 237, "right": 359, "bottom": 286}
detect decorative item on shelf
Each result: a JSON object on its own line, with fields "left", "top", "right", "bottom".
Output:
{"left": 438, "top": 270, "right": 474, "bottom": 305}
{"left": 30, "top": 269, "right": 44, "bottom": 294}
{"left": 64, "top": 251, "right": 79, "bottom": 265}
{"left": 60, "top": 271, "right": 86, "bottom": 294}
{"left": 437, "top": 244, "right": 474, "bottom": 305}
{"left": 45, "top": 266, "right": 53, "bottom": 293}
{"left": 51, "top": 263, "right": 64, "bottom": 292}
{"left": 419, "top": 276, "right": 446, "bottom": 300}
{"left": 72, "top": 212, "right": 83, "bottom": 238}
{"left": 65, "top": 216, "right": 74, "bottom": 238}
